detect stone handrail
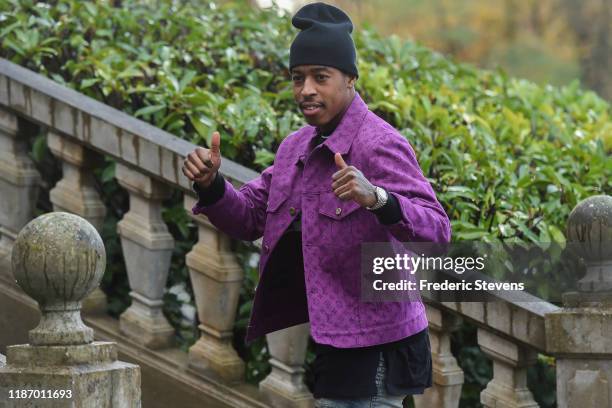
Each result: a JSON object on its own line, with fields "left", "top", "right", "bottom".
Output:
{"left": 1, "top": 56, "right": 611, "bottom": 408}
{"left": 436, "top": 292, "right": 559, "bottom": 352}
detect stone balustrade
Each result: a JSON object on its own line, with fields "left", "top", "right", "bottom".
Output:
{"left": 47, "top": 130, "right": 108, "bottom": 314}
{"left": 0, "top": 108, "right": 39, "bottom": 284}
{"left": 183, "top": 194, "right": 246, "bottom": 382}
{"left": 478, "top": 328, "right": 539, "bottom": 407}
{"left": 260, "top": 323, "right": 312, "bottom": 407}
{"left": 116, "top": 163, "right": 175, "bottom": 349}
{"left": 414, "top": 305, "right": 464, "bottom": 408}
{"left": 1, "top": 57, "right": 611, "bottom": 408}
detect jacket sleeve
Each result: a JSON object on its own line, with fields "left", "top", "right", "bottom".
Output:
{"left": 191, "top": 165, "right": 274, "bottom": 241}
{"left": 366, "top": 132, "right": 451, "bottom": 243}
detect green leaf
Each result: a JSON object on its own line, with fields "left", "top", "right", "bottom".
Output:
{"left": 179, "top": 70, "right": 197, "bottom": 92}
{"left": 548, "top": 225, "right": 565, "bottom": 244}
{"left": 83, "top": 1, "right": 97, "bottom": 16}
{"left": 134, "top": 104, "right": 166, "bottom": 117}
{"left": 31, "top": 134, "right": 47, "bottom": 163}
{"left": 50, "top": 73, "right": 67, "bottom": 85}
{"left": 3, "top": 39, "right": 25, "bottom": 56}
{"left": 254, "top": 149, "right": 275, "bottom": 168}
{"left": 189, "top": 115, "right": 213, "bottom": 139}
{"left": 80, "top": 78, "right": 100, "bottom": 89}
{"left": 101, "top": 161, "right": 115, "bottom": 183}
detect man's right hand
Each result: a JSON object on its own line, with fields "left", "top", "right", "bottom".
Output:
{"left": 182, "top": 131, "right": 222, "bottom": 189}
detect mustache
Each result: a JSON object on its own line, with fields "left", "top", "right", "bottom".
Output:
{"left": 299, "top": 101, "right": 324, "bottom": 108}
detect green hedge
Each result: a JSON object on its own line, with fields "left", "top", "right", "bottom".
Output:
{"left": 1, "top": 1, "right": 610, "bottom": 406}
{"left": 2, "top": 0, "right": 609, "bottom": 235}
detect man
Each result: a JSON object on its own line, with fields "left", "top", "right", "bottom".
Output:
{"left": 182, "top": 2, "right": 451, "bottom": 406}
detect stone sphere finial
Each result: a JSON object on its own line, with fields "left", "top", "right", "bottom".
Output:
{"left": 11, "top": 212, "right": 106, "bottom": 345}
{"left": 566, "top": 195, "right": 612, "bottom": 292}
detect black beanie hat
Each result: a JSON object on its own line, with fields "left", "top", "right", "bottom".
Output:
{"left": 289, "top": 2, "right": 358, "bottom": 77}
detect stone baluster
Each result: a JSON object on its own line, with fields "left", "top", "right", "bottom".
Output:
{"left": 183, "top": 195, "right": 245, "bottom": 383}
{"left": 47, "top": 130, "right": 108, "bottom": 314}
{"left": 414, "top": 304, "right": 464, "bottom": 408}
{"left": 478, "top": 328, "right": 539, "bottom": 408}
{"left": 259, "top": 323, "right": 314, "bottom": 408}
{"left": 545, "top": 195, "right": 612, "bottom": 408}
{"left": 115, "top": 163, "right": 175, "bottom": 349}
{"left": 0, "top": 212, "right": 140, "bottom": 407}
{"left": 0, "top": 109, "right": 39, "bottom": 282}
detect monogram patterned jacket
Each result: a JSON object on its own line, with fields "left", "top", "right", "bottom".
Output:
{"left": 193, "top": 92, "right": 451, "bottom": 347}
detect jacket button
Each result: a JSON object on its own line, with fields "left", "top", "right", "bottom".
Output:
{"left": 336, "top": 207, "right": 342, "bottom": 215}
{"left": 289, "top": 207, "right": 296, "bottom": 216}
{"left": 264, "top": 244, "right": 270, "bottom": 252}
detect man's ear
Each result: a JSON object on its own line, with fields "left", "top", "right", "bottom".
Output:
{"left": 347, "top": 75, "right": 356, "bottom": 89}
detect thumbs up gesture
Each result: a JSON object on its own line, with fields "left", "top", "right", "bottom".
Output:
{"left": 331, "top": 152, "right": 378, "bottom": 208}
{"left": 182, "top": 131, "right": 222, "bottom": 189}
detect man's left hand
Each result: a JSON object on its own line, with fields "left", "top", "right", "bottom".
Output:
{"left": 332, "top": 153, "right": 377, "bottom": 208}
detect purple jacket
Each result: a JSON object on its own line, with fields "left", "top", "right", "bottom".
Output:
{"left": 193, "top": 93, "right": 451, "bottom": 347}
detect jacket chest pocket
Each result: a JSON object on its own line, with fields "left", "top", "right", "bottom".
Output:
{"left": 262, "top": 191, "right": 290, "bottom": 250}
{"left": 267, "top": 190, "right": 289, "bottom": 213}
{"left": 317, "top": 191, "right": 362, "bottom": 245}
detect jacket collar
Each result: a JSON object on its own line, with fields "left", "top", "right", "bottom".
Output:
{"left": 294, "top": 92, "right": 369, "bottom": 165}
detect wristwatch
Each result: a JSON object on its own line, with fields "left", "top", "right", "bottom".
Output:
{"left": 366, "top": 186, "right": 388, "bottom": 210}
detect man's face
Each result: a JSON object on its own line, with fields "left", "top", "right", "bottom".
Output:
{"left": 291, "top": 65, "right": 356, "bottom": 128}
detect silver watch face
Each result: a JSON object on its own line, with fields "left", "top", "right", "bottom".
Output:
{"left": 367, "top": 186, "right": 387, "bottom": 210}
